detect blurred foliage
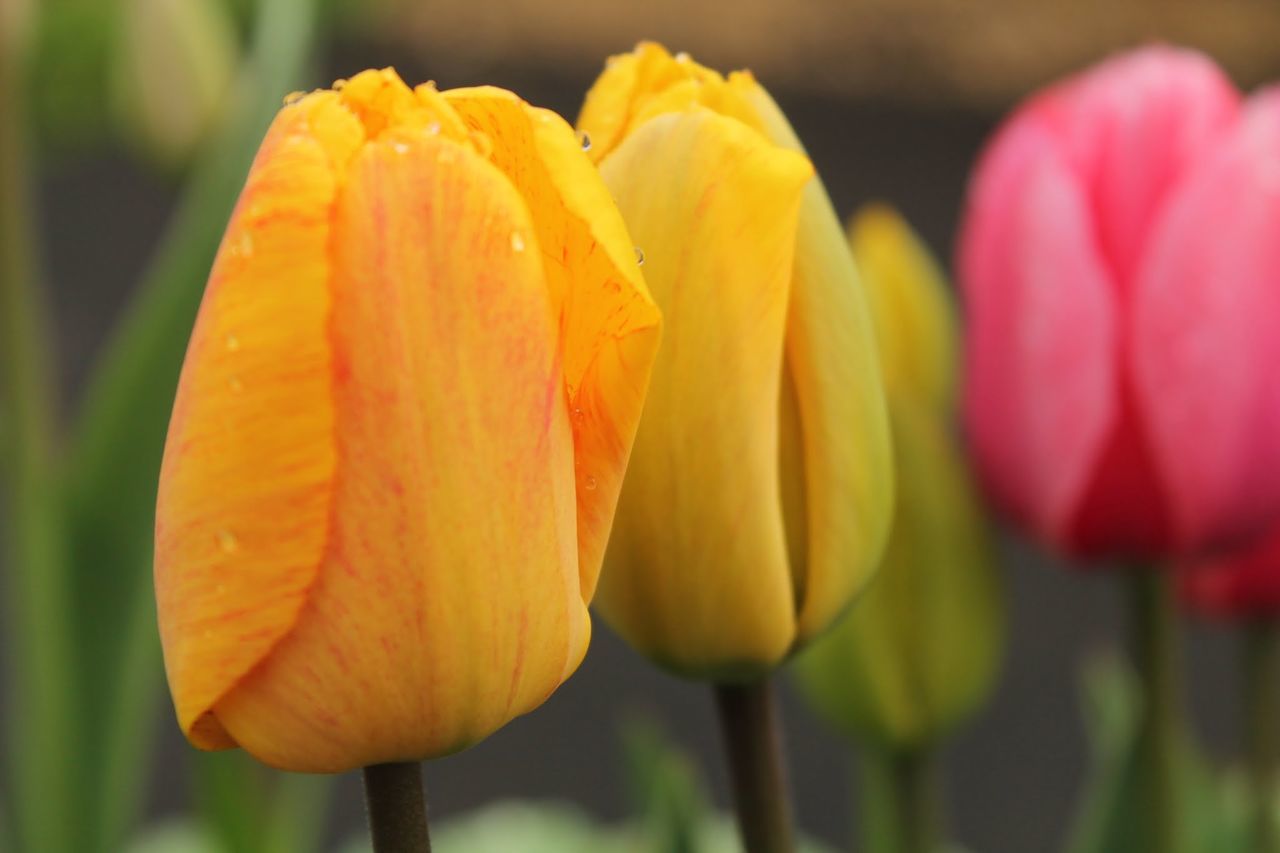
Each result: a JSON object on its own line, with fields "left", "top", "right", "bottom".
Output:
{"left": 1064, "top": 654, "right": 1267, "bottom": 853}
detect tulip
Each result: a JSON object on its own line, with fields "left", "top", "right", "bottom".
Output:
{"left": 960, "top": 49, "right": 1280, "bottom": 853}
{"left": 112, "top": 0, "right": 238, "bottom": 166}
{"left": 579, "top": 42, "right": 894, "bottom": 679}
{"left": 795, "top": 205, "right": 1002, "bottom": 753}
{"left": 959, "top": 46, "right": 1280, "bottom": 561}
{"left": 155, "top": 68, "right": 661, "bottom": 774}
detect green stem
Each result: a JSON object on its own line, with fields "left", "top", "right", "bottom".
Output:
{"left": 362, "top": 762, "right": 432, "bottom": 853}
{"left": 861, "top": 747, "right": 939, "bottom": 853}
{"left": 1127, "top": 569, "right": 1184, "bottom": 853}
{"left": 1245, "top": 620, "right": 1280, "bottom": 853}
{"left": 0, "top": 37, "right": 78, "bottom": 853}
{"left": 713, "top": 679, "right": 795, "bottom": 853}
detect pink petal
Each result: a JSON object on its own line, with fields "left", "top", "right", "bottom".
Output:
{"left": 959, "top": 116, "right": 1118, "bottom": 549}
{"left": 1133, "top": 86, "right": 1280, "bottom": 554}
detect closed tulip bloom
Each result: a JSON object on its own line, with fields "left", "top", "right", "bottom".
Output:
{"left": 795, "top": 206, "right": 1003, "bottom": 749}
{"left": 578, "top": 43, "right": 893, "bottom": 678}
{"left": 155, "top": 69, "right": 661, "bottom": 772}
{"left": 960, "top": 47, "right": 1280, "bottom": 560}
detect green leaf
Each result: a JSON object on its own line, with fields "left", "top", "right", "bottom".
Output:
{"left": 124, "top": 821, "right": 224, "bottom": 853}
{"left": 621, "top": 718, "right": 708, "bottom": 853}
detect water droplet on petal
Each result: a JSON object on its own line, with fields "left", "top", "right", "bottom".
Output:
{"left": 225, "top": 334, "right": 240, "bottom": 352}
{"left": 634, "top": 247, "right": 645, "bottom": 266}
{"left": 578, "top": 131, "right": 592, "bottom": 151}
{"left": 675, "top": 51, "right": 691, "bottom": 63}
{"left": 230, "top": 232, "right": 253, "bottom": 259}
{"left": 511, "top": 232, "right": 526, "bottom": 252}
{"left": 227, "top": 376, "right": 243, "bottom": 393}
{"left": 425, "top": 121, "right": 441, "bottom": 136}
{"left": 584, "top": 475, "right": 597, "bottom": 491}
{"left": 217, "top": 530, "right": 239, "bottom": 553}
{"left": 392, "top": 141, "right": 410, "bottom": 154}
{"left": 332, "top": 78, "right": 347, "bottom": 91}
{"left": 572, "top": 407, "right": 584, "bottom": 422}
{"left": 283, "top": 90, "right": 305, "bottom": 106}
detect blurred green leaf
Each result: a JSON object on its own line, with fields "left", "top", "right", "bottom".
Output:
{"left": 192, "top": 751, "right": 331, "bottom": 853}
{"left": 25, "top": 0, "right": 121, "bottom": 151}
{"left": 621, "top": 719, "right": 707, "bottom": 853}
{"left": 1064, "top": 653, "right": 1243, "bottom": 853}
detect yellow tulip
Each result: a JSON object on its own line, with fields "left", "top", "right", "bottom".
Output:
{"left": 794, "top": 206, "right": 1003, "bottom": 749}
{"left": 578, "top": 43, "right": 894, "bottom": 679}
{"left": 154, "top": 68, "right": 661, "bottom": 772}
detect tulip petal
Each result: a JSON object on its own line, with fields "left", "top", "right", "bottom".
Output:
{"left": 212, "top": 134, "right": 585, "bottom": 771}
{"left": 443, "top": 87, "right": 662, "bottom": 605}
{"left": 957, "top": 116, "right": 1119, "bottom": 548}
{"left": 849, "top": 204, "right": 957, "bottom": 411}
{"left": 740, "top": 84, "right": 895, "bottom": 642}
{"left": 593, "top": 108, "right": 811, "bottom": 676}
{"left": 1133, "top": 88, "right": 1280, "bottom": 552}
{"left": 154, "top": 94, "right": 363, "bottom": 748}
{"left": 1027, "top": 47, "right": 1238, "bottom": 287}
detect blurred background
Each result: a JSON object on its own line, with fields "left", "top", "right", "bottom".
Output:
{"left": 11, "top": 0, "right": 1280, "bottom": 851}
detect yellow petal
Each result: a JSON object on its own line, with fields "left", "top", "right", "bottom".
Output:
{"left": 738, "top": 81, "right": 895, "bottom": 645}
{"left": 443, "top": 86, "right": 662, "bottom": 608}
{"left": 154, "top": 92, "right": 363, "bottom": 748}
{"left": 580, "top": 42, "right": 761, "bottom": 166}
{"left": 594, "top": 107, "right": 813, "bottom": 677}
{"left": 849, "top": 204, "right": 957, "bottom": 409}
{"left": 214, "top": 133, "right": 583, "bottom": 772}
{"left": 794, "top": 397, "right": 1003, "bottom": 748}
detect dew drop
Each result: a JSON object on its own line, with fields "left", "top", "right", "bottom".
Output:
{"left": 425, "top": 121, "right": 441, "bottom": 136}
{"left": 392, "top": 141, "right": 410, "bottom": 154}
{"left": 510, "top": 232, "right": 526, "bottom": 253}
{"left": 578, "top": 131, "right": 592, "bottom": 151}
{"left": 675, "top": 51, "right": 691, "bottom": 63}
{"left": 216, "top": 529, "right": 239, "bottom": 554}
{"left": 572, "top": 407, "right": 584, "bottom": 422}
{"left": 634, "top": 246, "right": 645, "bottom": 266}
{"left": 332, "top": 78, "right": 348, "bottom": 91}
{"left": 231, "top": 232, "right": 254, "bottom": 258}
{"left": 225, "top": 334, "right": 241, "bottom": 352}
{"left": 584, "top": 475, "right": 597, "bottom": 491}
{"left": 227, "top": 376, "right": 243, "bottom": 393}
{"left": 283, "top": 90, "right": 305, "bottom": 106}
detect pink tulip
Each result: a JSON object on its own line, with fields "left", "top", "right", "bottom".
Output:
{"left": 1180, "top": 530, "right": 1280, "bottom": 619}
{"left": 959, "top": 47, "right": 1280, "bottom": 560}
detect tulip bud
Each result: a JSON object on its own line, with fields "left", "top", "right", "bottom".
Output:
{"left": 1180, "top": 529, "right": 1280, "bottom": 620}
{"left": 578, "top": 43, "right": 893, "bottom": 679}
{"left": 959, "top": 47, "right": 1280, "bottom": 561}
{"left": 794, "top": 206, "right": 1003, "bottom": 749}
{"left": 155, "top": 69, "right": 661, "bottom": 772}
{"left": 112, "top": 0, "right": 238, "bottom": 166}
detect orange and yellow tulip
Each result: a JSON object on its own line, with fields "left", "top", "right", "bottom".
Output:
{"left": 154, "top": 68, "right": 661, "bottom": 772}
{"left": 578, "top": 44, "right": 893, "bottom": 679}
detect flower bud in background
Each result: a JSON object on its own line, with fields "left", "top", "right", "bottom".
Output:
{"left": 1180, "top": 530, "right": 1280, "bottom": 620}
{"left": 794, "top": 206, "right": 1003, "bottom": 749}
{"left": 959, "top": 47, "right": 1280, "bottom": 562}
{"left": 154, "top": 69, "right": 661, "bottom": 772}
{"left": 578, "top": 43, "right": 894, "bottom": 679}
{"left": 112, "top": 0, "right": 239, "bottom": 167}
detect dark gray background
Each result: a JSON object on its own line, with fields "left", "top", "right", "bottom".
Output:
{"left": 33, "top": 41, "right": 1244, "bottom": 853}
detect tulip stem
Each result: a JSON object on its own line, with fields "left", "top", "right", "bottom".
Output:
{"left": 1245, "top": 620, "right": 1280, "bottom": 853}
{"left": 1127, "top": 569, "right": 1185, "bottom": 853}
{"left": 362, "top": 762, "right": 432, "bottom": 853}
{"left": 713, "top": 679, "right": 795, "bottom": 853}
{"left": 861, "top": 747, "right": 939, "bottom": 853}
